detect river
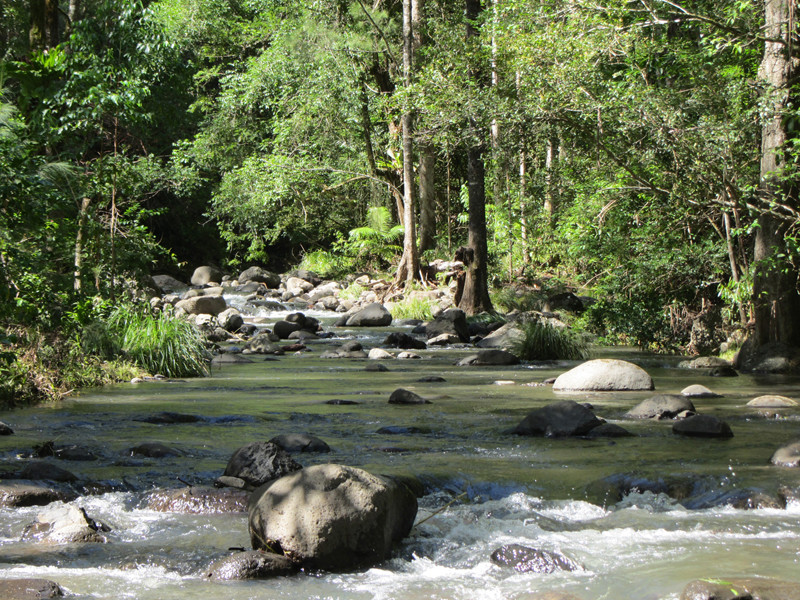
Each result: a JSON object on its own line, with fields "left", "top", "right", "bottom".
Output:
{"left": 1, "top": 313, "right": 799, "bottom": 599}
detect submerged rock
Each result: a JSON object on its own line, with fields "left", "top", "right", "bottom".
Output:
{"left": 0, "top": 578, "right": 64, "bottom": 599}
{"left": 388, "top": 388, "right": 431, "bottom": 405}
{"left": 146, "top": 486, "right": 249, "bottom": 514}
{"left": 680, "top": 577, "right": 800, "bottom": 600}
{"left": 17, "top": 461, "right": 78, "bottom": 482}
{"left": 0, "top": 481, "right": 76, "bottom": 508}
{"left": 672, "top": 415, "right": 733, "bottom": 438}
{"left": 624, "top": 394, "right": 695, "bottom": 420}
{"left": 512, "top": 400, "right": 603, "bottom": 437}
{"left": 681, "top": 384, "right": 721, "bottom": 398}
{"left": 269, "top": 433, "right": 331, "bottom": 453}
{"left": 223, "top": 442, "right": 302, "bottom": 489}
{"left": 747, "top": 395, "right": 798, "bottom": 408}
{"left": 205, "top": 550, "right": 297, "bottom": 581}
{"left": 457, "top": 349, "right": 520, "bottom": 366}
{"left": 553, "top": 359, "right": 654, "bottom": 392}
{"left": 136, "top": 412, "right": 202, "bottom": 424}
{"left": 384, "top": 332, "right": 427, "bottom": 350}
{"left": 248, "top": 464, "right": 418, "bottom": 570}
{"left": 490, "top": 544, "right": 581, "bottom": 573}
{"left": 128, "top": 442, "right": 180, "bottom": 458}
{"left": 0, "top": 420, "right": 13, "bottom": 435}
{"left": 771, "top": 441, "right": 800, "bottom": 467}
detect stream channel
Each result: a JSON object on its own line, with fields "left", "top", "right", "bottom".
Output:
{"left": 1, "top": 306, "right": 800, "bottom": 599}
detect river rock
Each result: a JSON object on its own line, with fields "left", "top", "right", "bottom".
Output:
{"left": 175, "top": 294, "right": 227, "bottom": 316}
{"left": 223, "top": 442, "right": 302, "bottom": 489}
{"left": 206, "top": 550, "right": 297, "bottom": 580}
{"left": 365, "top": 363, "right": 388, "bottom": 372}
{"left": 678, "top": 356, "right": 732, "bottom": 370}
{"left": 152, "top": 274, "right": 188, "bottom": 294}
{"left": 682, "top": 488, "right": 786, "bottom": 510}
{"left": 544, "top": 292, "right": 585, "bottom": 313}
{"left": 22, "top": 503, "right": 110, "bottom": 544}
{"left": 681, "top": 384, "right": 721, "bottom": 398}
{"left": 244, "top": 332, "right": 282, "bottom": 354}
{"left": 553, "top": 359, "right": 654, "bottom": 392}
{"left": 748, "top": 395, "right": 798, "bottom": 408}
{"left": 191, "top": 265, "right": 223, "bottom": 285}
{"left": 217, "top": 307, "right": 244, "bottom": 332}
{"left": 346, "top": 303, "right": 392, "bottom": 327}
{"left": 146, "top": 486, "right": 249, "bottom": 513}
{"left": 427, "top": 333, "right": 462, "bottom": 346}
{"left": 389, "top": 388, "right": 431, "bottom": 405}
{"left": 475, "top": 321, "right": 525, "bottom": 350}
{"left": 0, "top": 579, "right": 64, "bottom": 599}
{"left": 0, "top": 420, "right": 13, "bottom": 435}
{"left": 490, "top": 543, "right": 581, "bottom": 573}
{"left": 368, "top": 347, "right": 394, "bottom": 360}
{"left": 285, "top": 276, "right": 314, "bottom": 295}
{"left": 585, "top": 422, "right": 634, "bottom": 438}
{"left": 672, "top": 415, "right": 733, "bottom": 438}
{"left": 129, "top": 442, "right": 180, "bottom": 458}
{"left": 770, "top": 441, "right": 800, "bottom": 467}
{"left": 457, "top": 349, "right": 520, "bottom": 366}
{"left": 738, "top": 341, "right": 800, "bottom": 374}
{"left": 425, "top": 308, "right": 469, "bottom": 342}
{"left": 239, "top": 266, "right": 281, "bottom": 288}
{"left": 624, "top": 395, "right": 696, "bottom": 420}
{"left": 397, "top": 351, "right": 421, "bottom": 359}
{"left": 18, "top": 461, "right": 78, "bottom": 482}
{"left": 384, "top": 332, "right": 427, "bottom": 350}
{"left": 0, "top": 481, "right": 76, "bottom": 508}
{"left": 512, "top": 400, "right": 604, "bottom": 437}
{"left": 248, "top": 464, "right": 418, "bottom": 570}
{"left": 211, "top": 353, "right": 253, "bottom": 364}
{"left": 680, "top": 577, "right": 800, "bottom": 600}
{"left": 269, "top": 433, "right": 331, "bottom": 453}
{"left": 136, "top": 411, "right": 202, "bottom": 424}
{"left": 273, "top": 320, "right": 304, "bottom": 339}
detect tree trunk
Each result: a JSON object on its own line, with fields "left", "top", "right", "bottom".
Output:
{"left": 458, "top": 0, "right": 493, "bottom": 315}
{"left": 418, "top": 144, "right": 436, "bottom": 253}
{"left": 29, "top": 0, "right": 46, "bottom": 52}
{"left": 750, "top": 0, "right": 800, "bottom": 350}
{"left": 73, "top": 197, "right": 91, "bottom": 293}
{"left": 543, "top": 133, "right": 558, "bottom": 225}
{"left": 45, "top": 0, "right": 59, "bottom": 48}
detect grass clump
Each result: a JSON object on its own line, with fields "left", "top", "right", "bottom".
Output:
{"left": 512, "top": 320, "right": 588, "bottom": 361}
{"left": 389, "top": 295, "right": 437, "bottom": 321}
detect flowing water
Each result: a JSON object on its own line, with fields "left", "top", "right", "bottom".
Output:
{"left": 2, "top": 311, "right": 800, "bottom": 599}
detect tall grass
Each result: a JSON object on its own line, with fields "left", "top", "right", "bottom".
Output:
{"left": 389, "top": 296, "right": 437, "bottom": 321}
{"left": 512, "top": 320, "right": 588, "bottom": 361}
{"left": 108, "top": 306, "right": 210, "bottom": 377}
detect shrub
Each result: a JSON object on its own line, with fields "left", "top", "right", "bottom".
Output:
{"left": 512, "top": 320, "right": 588, "bottom": 361}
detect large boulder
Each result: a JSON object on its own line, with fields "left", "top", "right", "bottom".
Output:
{"left": 191, "top": 265, "right": 224, "bottom": 286}
{"left": 0, "top": 579, "right": 64, "bottom": 599}
{"left": 680, "top": 577, "right": 800, "bottom": 600}
{"left": 425, "top": 309, "right": 469, "bottom": 342}
{"left": 239, "top": 266, "right": 281, "bottom": 289}
{"left": 248, "top": 464, "right": 418, "bottom": 570}
{"left": 738, "top": 341, "right": 800, "bottom": 374}
{"left": 152, "top": 274, "right": 188, "bottom": 294}
{"left": 175, "top": 294, "right": 227, "bottom": 316}
{"left": 771, "top": 441, "right": 800, "bottom": 467}
{"left": 624, "top": 395, "right": 695, "bottom": 420}
{"left": 748, "top": 395, "right": 798, "bottom": 408}
{"left": 345, "top": 303, "right": 393, "bottom": 327}
{"left": 384, "top": 332, "right": 427, "bottom": 350}
{"left": 223, "top": 442, "right": 302, "bottom": 489}
{"left": 512, "top": 400, "right": 604, "bottom": 437}
{"left": 22, "top": 503, "right": 110, "bottom": 544}
{"left": 553, "top": 359, "right": 654, "bottom": 392}
{"left": 205, "top": 550, "right": 297, "bottom": 581}
{"left": 475, "top": 321, "right": 525, "bottom": 350}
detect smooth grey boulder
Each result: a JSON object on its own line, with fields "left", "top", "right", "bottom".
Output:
{"left": 191, "top": 265, "right": 223, "bottom": 285}
{"left": 346, "top": 303, "right": 392, "bottom": 327}
{"left": 475, "top": 322, "right": 525, "bottom": 350}
{"left": 681, "top": 384, "right": 721, "bottom": 398}
{"left": 384, "top": 332, "right": 427, "bottom": 350}
{"left": 206, "top": 550, "right": 297, "bottom": 581}
{"left": 0, "top": 578, "right": 64, "bottom": 599}
{"left": 239, "top": 266, "right": 281, "bottom": 288}
{"left": 678, "top": 357, "right": 732, "bottom": 369}
{"left": 152, "top": 274, "right": 188, "bottom": 294}
{"left": 624, "top": 394, "right": 695, "bottom": 420}
{"left": 223, "top": 442, "right": 302, "bottom": 489}
{"left": 512, "top": 400, "right": 604, "bottom": 437}
{"left": 146, "top": 486, "right": 249, "bottom": 514}
{"left": 389, "top": 388, "right": 431, "bottom": 405}
{"left": 22, "top": 503, "right": 110, "bottom": 544}
{"left": 771, "top": 441, "right": 800, "bottom": 467}
{"left": 285, "top": 276, "right": 315, "bottom": 295}
{"left": 490, "top": 544, "right": 581, "bottom": 573}
{"left": 457, "top": 349, "right": 520, "bottom": 366}
{"left": 0, "top": 481, "right": 76, "bottom": 508}
{"left": 748, "top": 395, "right": 798, "bottom": 408}
{"left": 368, "top": 347, "right": 394, "bottom": 360}
{"left": 248, "top": 464, "right": 418, "bottom": 570}
{"left": 175, "top": 294, "right": 227, "bottom": 316}
{"left": 269, "top": 433, "right": 331, "bottom": 454}
{"left": 427, "top": 333, "right": 462, "bottom": 346}
{"left": 425, "top": 308, "right": 469, "bottom": 342}
{"left": 672, "top": 415, "right": 733, "bottom": 438}
{"left": 680, "top": 577, "right": 800, "bottom": 600}
{"left": 553, "top": 359, "right": 654, "bottom": 392}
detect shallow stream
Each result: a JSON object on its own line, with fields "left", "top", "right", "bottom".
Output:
{"left": 1, "top": 315, "right": 800, "bottom": 599}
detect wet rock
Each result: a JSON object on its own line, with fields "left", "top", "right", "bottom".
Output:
{"left": 417, "top": 376, "right": 446, "bottom": 383}
{"left": 136, "top": 412, "right": 202, "bottom": 424}
{"left": 211, "top": 353, "right": 254, "bottom": 364}
{"left": 678, "top": 356, "right": 732, "bottom": 370}
{"left": 214, "top": 475, "right": 247, "bottom": 489}
{"left": 175, "top": 294, "right": 227, "bottom": 316}
{"left": 129, "top": 442, "right": 180, "bottom": 458}
{"left": 248, "top": 464, "right": 418, "bottom": 570}
{"left": 191, "top": 265, "right": 224, "bottom": 285}
{"left": 748, "top": 395, "right": 798, "bottom": 408}
{"left": 770, "top": 441, "right": 800, "bottom": 467}
{"left": 285, "top": 276, "right": 315, "bottom": 295}
{"left": 425, "top": 308, "right": 470, "bottom": 342}
{"left": 681, "top": 384, "right": 722, "bottom": 398}
{"left": 368, "top": 347, "right": 394, "bottom": 360}
{"left": 269, "top": 433, "right": 331, "bottom": 453}
{"left": 239, "top": 266, "right": 281, "bottom": 288}
{"left": 377, "top": 426, "right": 424, "bottom": 435}
{"left": 584, "top": 473, "right": 697, "bottom": 507}
{"left": 709, "top": 365, "right": 738, "bottom": 377}
{"left": 206, "top": 550, "right": 297, "bottom": 580}
{"left": 146, "top": 486, "right": 249, "bottom": 513}
{"left": 389, "top": 388, "right": 431, "bottom": 405}
{"left": 22, "top": 503, "right": 110, "bottom": 544}
{"left": 397, "top": 351, "right": 421, "bottom": 359}
{"left": 384, "top": 332, "right": 427, "bottom": 350}
{"left": 512, "top": 400, "right": 604, "bottom": 437}
{"left": 223, "top": 442, "right": 302, "bottom": 489}
{"left": 0, "top": 578, "right": 64, "bottom": 599}
{"left": 738, "top": 341, "right": 800, "bottom": 374}
{"left": 585, "top": 423, "right": 634, "bottom": 438}
{"left": 152, "top": 274, "right": 188, "bottom": 294}
{"left": 427, "top": 333, "right": 462, "bottom": 346}
{"left": 672, "top": 415, "right": 733, "bottom": 438}
{"left": 553, "top": 359, "right": 654, "bottom": 392}
{"left": 244, "top": 332, "right": 282, "bottom": 354}
{"left": 365, "top": 363, "right": 389, "bottom": 372}
{"left": 326, "top": 399, "right": 361, "bottom": 405}
{"left": 490, "top": 544, "right": 581, "bottom": 573}
{"left": 0, "top": 482, "right": 76, "bottom": 508}
{"left": 682, "top": 488, "right": 786, "bottom": 510}
{"left": 457, "top": 349, "right": 520, "bottom": 366}
{"left": 287, "top": 330, "right": 318, "bottom": 341}
{"left": 474, "top": 321, "right": 525, "bottom": 350}
{"left": 624, "top": 395, "right": 696, "bottom": 420}
{"left": 0, "top": 420, "right": 13, "bottom": 435}
{"left": 217, "top": 307, "right": 244, "bottom": 332}
{"left": 18, "top": 461, "right": 78, "bottom": 482}
{"left": 680, "top": 577, "right": 800, "bottom": 600}
{"left": 345, "top": 303, "right": 393, "bottom": 327}
{"left": 32, "top": 441, "right": 97, "bottom": 461}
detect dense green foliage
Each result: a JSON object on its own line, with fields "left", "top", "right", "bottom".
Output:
{"left": 513, "top": 320, "right": 588, "bottom": 361}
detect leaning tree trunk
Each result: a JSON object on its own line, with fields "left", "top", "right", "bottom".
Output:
{"left": 458, "top": 0, "right": 493, "bottom": 315}
{"left": 750, "top": 0, "right": 800, "bottom": 352}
